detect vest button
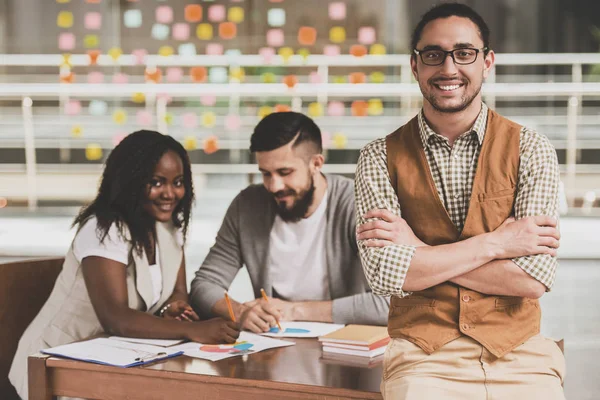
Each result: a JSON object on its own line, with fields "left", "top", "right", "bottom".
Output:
{"left": 462, "top": 295, "right": 471, "bottom": 303}
{"left": 461, "top": 324, "right": 470, "bottom": 331}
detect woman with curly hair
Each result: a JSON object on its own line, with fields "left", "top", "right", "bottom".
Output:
{"left": 9, "top": 130, "right": 240, "bottom": 399}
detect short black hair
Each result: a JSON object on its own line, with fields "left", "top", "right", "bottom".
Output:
{"left": 250, "top": 111, "right": 322, "bottom": 154}
{"left": 73, "top": 130, "right": 194, "bottom": 256}
{"left": 411, "top": 3, "right": 490, "bottom": 54}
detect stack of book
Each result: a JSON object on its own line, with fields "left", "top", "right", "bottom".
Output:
{"left": 318, "top": 325, "right": 389, "bottom": 365}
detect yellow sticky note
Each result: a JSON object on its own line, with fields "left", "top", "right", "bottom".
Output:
{"left": 84, "top": 35, "right": 99, "bottom": 49}
{"left": 228, "top": 6, "right": 244, "bottom": 23}
{"left": 368, "top": 98, "right": 384, "bottom": 116}
{"left": 85, "top": 144, "right": 103, "bottom": 161}
{"left": 71, "top": 125, "right": 83, "bottom": 138}
{"left": 158, "top": 46, "right": 174, "bottom": 57}
{"left": 370, "top": 71, "right": 386, "bottom": 83}
{"left": 258, "top": 106, "right": 273, "bottom": 119}
{"left": 329, "top": 27, "right": 346, "bottom": 43}
{"left": 108, "top": 47, "right": 122, "bottom": 61}
{"left": 307, "top": 102, "right": 324, "bottom": 118}
{"left": 261, "top": 72, "right": 276, "bottom": 83}
{"left": 112, "top": 109, "right": 127, "bottom": 125}
{"left": 183, "top": 136, "right": 198, "bottom": 151}
{"left": 297, "top": 48, "right": 310, "bottom": 61}
{"left": 164, "top": 112, "right": 174, "bottom": 125}
{"left": 61, "top": 54, "right": 72, "bottom": 68}
{"left": 57, "top": 11, "right": 73, "bottom": 28}
{"left": 196, "top": 23, "right": 213, "bottom": 40}
{"left": 131, "top": 92, "right": 145, "bottom": 103}
{"left": 332, "top": 75, "right": 347, "bottom": 84}
{"left": 278, "top": 46, "right": 294, "bottom": 63}
{"left": 370, "top": 44, "right": 386, "bottom": 55}
{"left": 332, "top": 133, "right": 347, "bottom": 149}
{"left": 201, "top": 112, "right": 217, "bottom": 128}
{"left": 229, "top": 66, "right": 245, "bottom": 82}
{"left": 56, "top": 0, "right": 71, "bottom": 3}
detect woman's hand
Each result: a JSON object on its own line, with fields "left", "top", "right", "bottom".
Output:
{"left": 185, "top": 318, "right": 241, "bottom": 344}
{"left": 162, "top": 300, "right": 200, "bottom": 321}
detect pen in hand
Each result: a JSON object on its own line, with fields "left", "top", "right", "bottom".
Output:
{"left": 260, "top": 288, "right": 283, "bottom": 332}
{"left": 224, "top": 291, "right": 236, "bottom": 322}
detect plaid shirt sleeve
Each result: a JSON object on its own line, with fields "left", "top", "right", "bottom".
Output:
{"left": 511, "top": 128, "right": 560, "bottom": 290}
{"left": 354, "top": 139, "right": 415, "bottom": 297}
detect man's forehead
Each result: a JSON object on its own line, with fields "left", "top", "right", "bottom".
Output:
{"left": 418, "top": 16, "right": 483, "bottom": 48}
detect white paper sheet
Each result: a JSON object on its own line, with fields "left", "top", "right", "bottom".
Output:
{"left": 172, "top": 332, "right": 295, "bottom": 362}
{"left": 108, "top": 336, "right": 185, "bottom": 347}
{"left": 260, "top": 322, "right": 345, "bottom": 338}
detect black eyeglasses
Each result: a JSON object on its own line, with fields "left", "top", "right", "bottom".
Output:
{"left": 413, "top": 47, "right": 488, "bottom": 66}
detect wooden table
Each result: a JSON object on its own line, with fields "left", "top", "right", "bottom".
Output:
{"left": 28, "top": 337, "right": 383, "bottom": 400}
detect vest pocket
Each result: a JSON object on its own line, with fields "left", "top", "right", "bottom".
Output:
{"left": 495, "top": 296, "right": 532, "bottom": 309}
{"left": 391, "top": 296, "right": 436, "bottom": 308}
{"left": 478, "top": 186, "right": 516, "bottom": 202}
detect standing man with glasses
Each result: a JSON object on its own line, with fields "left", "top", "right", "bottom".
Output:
{"left": 355, "top": 3, "right": 565, "bottom": 399}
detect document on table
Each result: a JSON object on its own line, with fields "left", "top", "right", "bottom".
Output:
{"left": 172, "top": 332, "right": 295, "bottom": 362}
{"left": 42, "top": 338, "right": 183, "bottom": 367}
{"left": 260, "top": 322, "right": 345, "bottom": 338}
{"left": 108, "top": 336, "right": 185, "bottom": 347}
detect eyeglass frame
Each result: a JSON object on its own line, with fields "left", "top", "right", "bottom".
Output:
{"left": 413, "top": 47, "right": 489, "bottom": 66}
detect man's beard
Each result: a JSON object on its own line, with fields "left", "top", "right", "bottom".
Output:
{"left": 273, "top": 175, "right": 316, "bottom": 223}
{"left": 422, "top": 78, "right": 482, "bottom": 114}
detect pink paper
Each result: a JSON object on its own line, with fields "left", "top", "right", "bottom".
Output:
{"left": 172, "top": 23, "right": 190, "bottom": 40}
{"left": 208, "top": 5, "right": 226, "bottom": 22}
{"left": 64, "top": 100, "right": 82, "bottom": 116}
{"left": 328, "top": 2, "right": 346, "bottom": 20}
{"left": 132, "top": 49, "right": 147, "bottom": 65}
{"left": 266, "top": 29, "right": 284, "bottom": 47}
{"left": 323, "top": 45, "right": 341, "bottom": 56}
{"left": 224, "top": 114, "right": 241, "bottom": 131}
{"left": 58, "top": 33, "right": 75, "bottom": 51}
{"left": 87, "top": 71, "right": 104, "bottom": 84}
{"left": 166, "top": 67, "right": 184, "bottom": 82}
{"left": 327, "top": 101, "right": 345, "bottom": 116}
{"left": 112, "top": 73, "right": 129, "bottom": 84}
{"left": 112, "top": 133, "right": 127, "bottom": 147}
{"left": 259, "top": 47, "right": 276, "bottom": 63}
{"left": 206, "top": 43, "right": 224, "bottom": 55}
{"left": 156, "top": 6, "right": 173, "bottom": 24}
{"left": 156, "top": 93, "right": 173, "bottom": 105}
{"left": 309, "top": 71, "right": 323, "bottom": 84}
{"left": 84, "top": 12, "right": 102, "bottom": 30}
{"left": 200, "top": 95, "right": 217, "bottom": 106}
{"left": 136, "top": 110, "right": 154, "bottom": 127}
{"left": 358, "top": 27, "right": 376, "bottom": 45}
{"left": 181, "top": 112, "right": 198, "bottom": 129}
{"left": 321, "top": 131, "right": 331, "bottom": 149}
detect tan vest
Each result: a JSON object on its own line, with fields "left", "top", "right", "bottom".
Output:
{"left": 385, "top": 109, "right": 540, "bottom": 358}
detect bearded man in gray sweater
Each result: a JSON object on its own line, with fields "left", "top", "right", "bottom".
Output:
{"left": 190, "top": 112, "right": 389, "bottom": 333}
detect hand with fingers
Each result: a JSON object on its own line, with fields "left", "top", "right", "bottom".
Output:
{"left": 185, "top": 317, "right": 240, "bottom": 344}
{"left": 357, "top": 208, "right": 428, "bottom": 247}
{"left": 161, "top": 300, "right": 200, "bottom": 322}
{"left": 239, "top": 298, "right": 289, "bottom": 333}
{"left": 488, "top": 215, "right": 560, "bottom": 259}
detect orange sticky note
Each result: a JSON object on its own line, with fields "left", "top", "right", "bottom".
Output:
{"left": 145, "top": 67, "right": 162, "bottom": 83}
{"left": 87, "top": 50, "right": 101, "bottom": 65}
{"left": 350, "top": 44, "right": 368, "bottom": 57}
{"left": 219, "top": 22, "right": 237, "bottom": 39}
{"left": 351, "top": 100, "right": 368, "bottom": 117}
{"left": 282, "top": 75, "right": 298, "bottom": 88}
{"left": 274, "top": 104, "right": 291, "bottom": 112}
{"left": 190, "top": 67, "right": 207, "bottom": 83}
{"left": 185, "top": 5, "right": 202, "bottom": 22}
{"left": 298, "top": 26, "right": 317, "bottom": 46}
{"left": 203, "top": 136, "right": 219, "bottom": 154}
{"left": 349, "top": 72, "right": 366, "bottom": 84}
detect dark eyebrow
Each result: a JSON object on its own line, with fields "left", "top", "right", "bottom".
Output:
{"left": 420, "top": 42, "right": 477, "bottom": 51}
{"left": 454, "top": 42, "right": 475, "bottom": 49}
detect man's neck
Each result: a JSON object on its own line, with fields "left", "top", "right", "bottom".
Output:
{"left": 304, "top": 173, "right": 327, "bottom": 218}
{"left": 422, "top": 99, "right": 483, "bottom": 146}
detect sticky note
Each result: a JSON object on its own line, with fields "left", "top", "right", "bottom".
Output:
{"left": 83, "top": 34, "right": 99, "bottom": 48}
{"left": 113, "top": 133, "right": 126, "bottom": 147}
{"left": 87, "top": 50, "right": 100, "bottom": 65}
{"left": 89, "top": 100, "right": 108, "bottom": 116}
{"left": 368, "top": 98, "right": 384, "bottom": 116}
{"left": 178, "top": 43, "right": 197, "bottom": 57}
{"left": 158, "top": 46, "right": 174, "bottom": 57}
{"left": 183, "top": 136, "right": 198, "bottom": 151}
{"left": 219, "top": 22, "right": 237, "bottom": 39}
{"left": 123, "top": 10, "right": 142, "bottom": 28}
{"left": 85, "top": 12, "right": 102, "bottom": 30}
{"left": 327, "top": 101, "right": 345, "bottom": 116}
{"left": 309, "top": 71, "right": 322, "bottom": 84}
{"left": 190, "top": 67, "right": 207, "bottom": 83}
{"left": 298, "top": 26, "right": 316, "bottom": 46}
{"left": 370, "top": 44, "right": 386, "bottom": 55}
{"left": 267, "top": 8, "right": 285, "bottom": 27}
{"left": 228, "top": 6, "right": 244, "bottom": 23}
{"left": 261, "top": 72, "right": 276, "bottom": 83}
{"left": 329, "top": 27, "right": 346, "bottom": 43}
{"left": 71, "top": 125, "right": 83, "bottom": 138}
{"left": 297, "top": 48, "right": 310, "bottom": 60}
{"left": 206, "top": 43, "right": 223, "bottom": 55}
{"left": 61, "top": 54, "right": 72, "bottom": 68}
{"left": 112, "top": 109, "right": 128, "bottom": 125}
{"left": 57, "top": 11, "right": 73, "bottom": 28}
{"left": 351, "top": 100, "right": 368, "bottom": 117}
{"left": 259, "top": 47, "right": 275, "bottom": 63}
{"left": 156, "top": 6, "right": 173, "bottom": 24}
{"left": 203, "top": 136, "right": 219, "bottom": 154}
{"left": 358, "top": 27, "right": 376, "bottom": 45}
{"left": 349, "top": 72, "right": 366, "bottom": 84}
{"left": 173, "top": 23, "right": 190, "bottom": 40}
{"left": 328, "top": 2, "right": 346, "bottom": 20}
{"left": 321, "top": 131, "right": 331, "bottom": 149}
{"left": 350, "top": 44, "right": 367, "bottom": 57}
{"left": 209, "top": 67, "right": 228, "bottom": 83}
{"left": 163, "top": 113, "right": 174, "bottom": 126}
{"left": 108, "top": 47, "right": 122, "bottom": 61}
{"left": 332, "top": 75, "right": 347, "bottom": 84}
{"left": 85, "top": 144, "right": 103, "bottom": 161}
{"left": 208, "top": 5, "right": 225, "bottom": 22}
{"left": 258, "top": 106, "right": 273, "bottom": 119}
{"left": 87, "top": 71, "right": 104, "bottom": 84}
{"left": 136, "top": 110, "right": 153, "bottom": 127}
{"left": 282, "top": 75, "right": 298, "bottom": 88}
{"left": 266, "top": 29, "right": 284, "bottom": 47}
{"left": 332, "top": 133, "right": 347, "bottom": 149}
{"left": 307, "top": 102, "right": 324, "bottom": 117}
{"left": 200, "top": 95, "right": 217, "bottom": 106}
{"left": 225, "top": 49, "right": 242, "bottom": 57}
{"left": 196, "top": 23, "right": 213, "bottom": 40}
{"left": 323, "top": 45, "right": 340, "bottom": 56}
{"left": 59, "top": 71, "right": 75, "bottom": 84}
{"left": 274, "top": 104, "right": 291, "bottom": 112}
{"left": 56, "top": 0, "right": 71, "bottom": 3}
{"left": 182, "top": 112, "right": 198, "bottom": 129}
{"left": 185, "top": 5, "right": 202, "bottom": 22}
{"left": 166, "top": 67, "right": 184, "bottom": 82}
{"left": 58, "top": 33, "right": 75, "bottom": 51}
{"left": 224, "top": 114, "right": 241, "bottom": 131}
{"left": 370, "top": 71, "right": 386, "bottom": 83}
{"left": 152, "top": 24, "right": 170, "bottom": 40}
{"left": 145, "top": 67, "right": 162, "bottom": 83}
{"left": 229, "top": 66, "right": 245, "bottom": 82}
{"left": 131, "top": 92, "right": 145, "bottom": 103}
{"left": 201, "top": 112, "right": 217, "bottom": 128}
{"left": 278, "top": 46, "right": 294, "bottom": 62}
{"left": 64, "top": 100, "right": 81, "bottom": 116}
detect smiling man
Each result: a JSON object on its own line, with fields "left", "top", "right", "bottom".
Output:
{"left": 190, "top": 111, "right": 388, "bottom": 333}
{"left": 355, "top": 3, "right": 564, "bottom": 399}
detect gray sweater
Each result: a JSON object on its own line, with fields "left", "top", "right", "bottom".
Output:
{"left": 190, "top": 174, "right": 389, "bottom": 325}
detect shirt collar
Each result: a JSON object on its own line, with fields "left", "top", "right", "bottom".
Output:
{"left": 417, "top": 103, "right": 488, "bottom": 148}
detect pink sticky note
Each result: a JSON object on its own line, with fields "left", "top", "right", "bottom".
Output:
{"left": 323, "top": 45, "right": 341, "bottom": 56}
{"left": 358, "top": 27, "right": 376, "bottom": 45}
{"left": 208, "top": 5, "right": 226, "bottom": 22}
{"left": 113, "top": 133, "right": 127, "bottom": 147}
{"left": 259, "top": 47, "right": 276, "bottom": 63}
{"left": 200, "top": 95, "right": 217, "bottom": 106}
{"left": 112, "top": 73, "right": 129, "bottom": 84}
{"left": 206, "top": 43, "right": 224, "bottom": 55}
{"left": 321, "top": 131, "right": 331, "bottom": 149}
{"left": 166, "top": 67, "right": 184, "bottom": 82}
{"left": 132, "top": 49, "right": 147, "bottom": 65}
{"left": 157, "top": 93, "right": 173, "bottom": 105}
{"left": 136, "top": 110, "right": 154, "bottom": 127}
{"left": 181, "top": 112, "right": 198, "bottom": 129}
{"left": 87, "top": 71, "right": 104, "bottom": 84}
{"left": 309, "top": 71, "right": 323, "bottom": 84}
{"left": 58, "top": 33, "right": 75, "bottom": 51}
{"left": 327, "top": 101, "right": 345, "bottom": 116}
{"left": 328, "top": 2, "right": 346, "bottom": 20}
{"left": 64, "top": 100, "right": 82, "bottom": 116}
{"left": 85, "top": 12, "right": 102, "bottom": 30}
{"left": 156, "top": 6, "right": 173, "bottom": 24}
{"left": 266, "top": 29, "right": 284, "bottom": 47}
{"left": 224, "top": 114, "right": 241, "bottom": 131}
{"left": 172, "top": 23, "right": 190, "bottom": 41}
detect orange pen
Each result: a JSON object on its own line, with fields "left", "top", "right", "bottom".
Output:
{"left": 260, "top": 288, "right": 283, "bottom": 331}
{"left": 224, "top": 291, "right": 236, "bottom": 322}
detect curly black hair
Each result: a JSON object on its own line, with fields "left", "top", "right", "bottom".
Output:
{"left": 73, "top": 130, "right": 194, "bottom": 256}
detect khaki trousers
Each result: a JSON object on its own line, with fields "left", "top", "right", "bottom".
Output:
{"left": 381, "top": 334, "right": 565, "bottom": 400}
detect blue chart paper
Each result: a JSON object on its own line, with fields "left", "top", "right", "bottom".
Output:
{"left": 260, "top": 322, "right": 345, "bottom": 338}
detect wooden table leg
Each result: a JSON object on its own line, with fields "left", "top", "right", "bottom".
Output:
{"left": 28, "top": 354, "right": 53, "bottom": 400}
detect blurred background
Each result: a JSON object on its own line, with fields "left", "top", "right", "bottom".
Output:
{"left": 0, "top": 0, "right": 599, "bottom": 398}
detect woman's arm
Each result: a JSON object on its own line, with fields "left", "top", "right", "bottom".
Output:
{"left": 158, "top": 255, "right": 199, "bottom": 321}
